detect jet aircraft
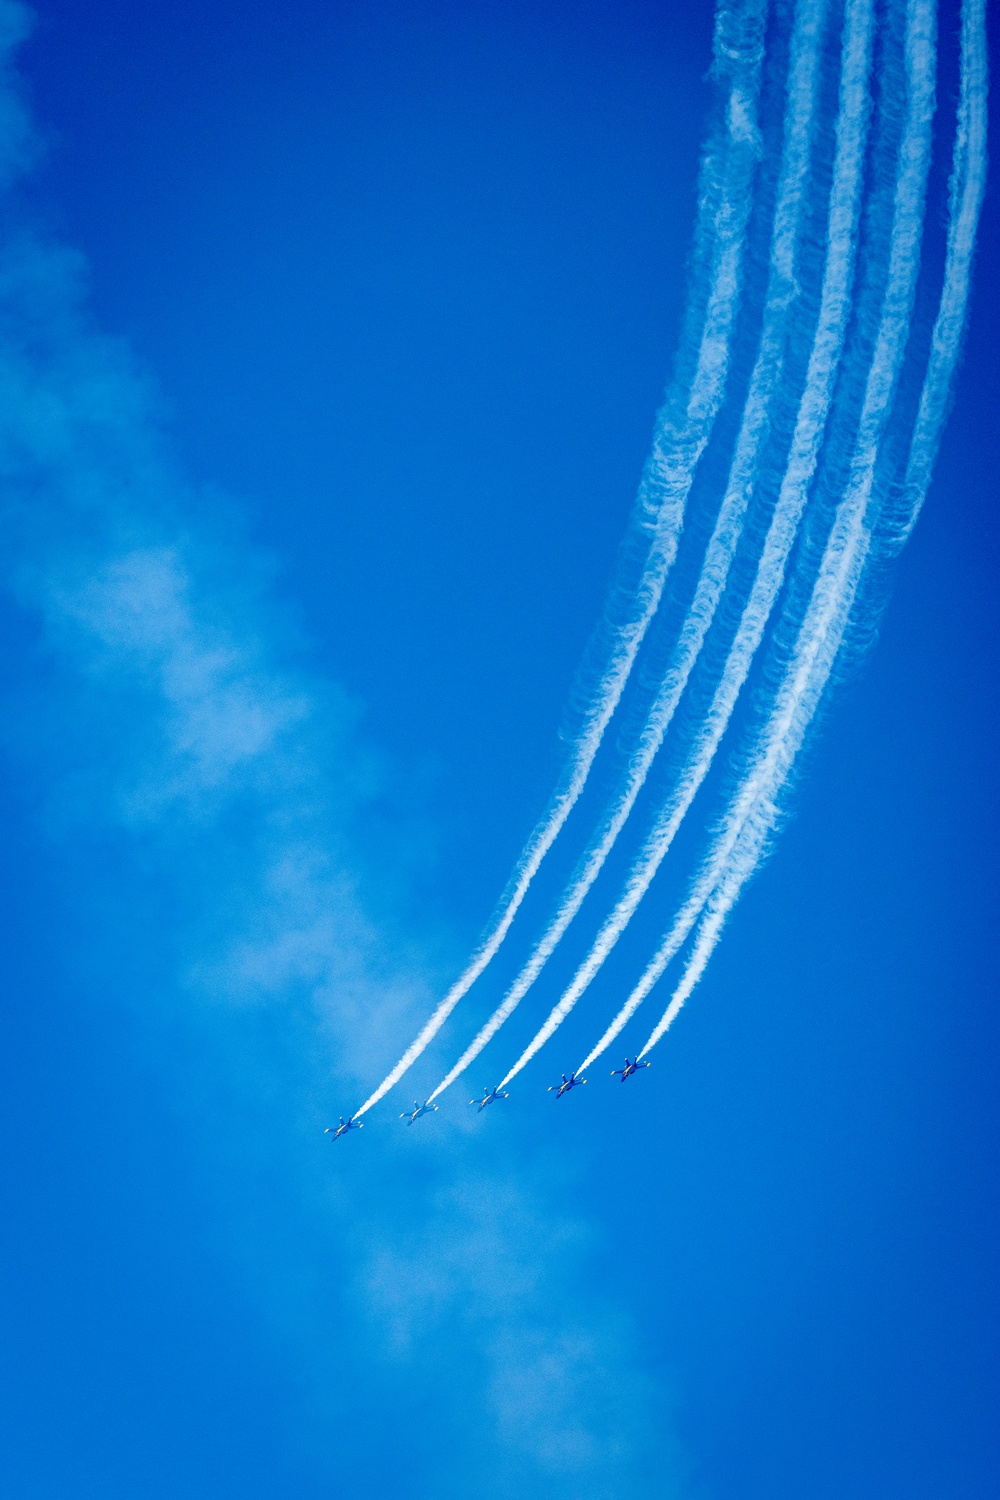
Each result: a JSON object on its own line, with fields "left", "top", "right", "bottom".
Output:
{"left": 611, "top": 1057, "right": 651, "bottom": 1082}
{"left": 549, "top": 1072, "right": 587, "bottom": 1098}
{"left": 470, "top": 1085, "right": 509, "bottom": 1111}
{"left": 400, "top": 1100, "right": 438, "bottom": 1125}
{"left": 325, "top": 1115, "right": 363, "bottom": 1140}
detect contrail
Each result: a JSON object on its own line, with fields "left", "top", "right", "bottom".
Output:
{"left": 425, "top": 0, "right": 832, "bottom": 1106}
{"left": 875, "top": 0, "right": 988, "bottom": 555}
{"left": 631, "top": 0, "right": 988, "bottom": 1064}
{"left": 354, "top": 0, "right": 769, "bottom": 1117}
{"left": 498, "top": 0, "right": 879, "bottom": 1092}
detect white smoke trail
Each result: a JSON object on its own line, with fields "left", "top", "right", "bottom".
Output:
{"left": 631, "top": 0, "right": 987, "bottom": 1063}
{"left": 354, "top": 0, "right": 769, "bottom": 1117}
{"left": 424, "top": 0, "right": 831, "bottom": 1106}
{"left": 878, "top": 0, "right": 988, "bottom": 552}
{"left": 497, "top": 0, "right": 878, "bottom": 1092}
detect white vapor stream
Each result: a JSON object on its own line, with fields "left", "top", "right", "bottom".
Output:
{"left": 878, "top": 0, "right": 988, "bottom": 552}
{"left": 425, "top": 0, "right": 831, "bottom": 1105}
{"left": 498, "top": 0, "right": 879, "bottom": 1091}
{"left": 354, "top": 0, "right": 769, "bottom": 1117}
{"left": 630, "top": 0, "right": 987, "bottom": 1063}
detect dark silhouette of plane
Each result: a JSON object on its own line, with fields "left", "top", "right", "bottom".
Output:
{"left": 611, "top": 1057, "right": 651, "bottom": 1082}
{"left": 470, "top": 1085, "right": 509, "bottom": 1111}
{"left": 549, "top": 1072, "right": 587, "bottom": 1098}
{"left": 400, "top": 1100, "right": 438, "bottom": 1125}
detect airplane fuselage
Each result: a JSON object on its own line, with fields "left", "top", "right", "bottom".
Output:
{"left": 552, "top": 1073, "right": 586, "bottom": 1097}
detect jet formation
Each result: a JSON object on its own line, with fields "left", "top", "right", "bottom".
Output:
{"left": 327, "top": 1059, "right": 649, "bottom": 1136}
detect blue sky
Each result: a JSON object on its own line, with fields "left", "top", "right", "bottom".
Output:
{"left": 0, "top": 1, "right": 997, "bottom": 1497}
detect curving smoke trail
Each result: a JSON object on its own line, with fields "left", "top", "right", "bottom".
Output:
{"left": 425, "top": 0, "right": 833, "bottom": 1106}
{"left": 873, "top": 0, "right": 988, "bottom": 556}
{"left": 591, "top": 0, "right": 957, "bottom": 1069}
{"left": 498, "top": 0, "right": 879, "bottom": 1092}
{"left": 354, "top": 0, "right": 769, "bottom": 1117}
{"left": 629, "top": 0, "right": 988, "bottom": 1065}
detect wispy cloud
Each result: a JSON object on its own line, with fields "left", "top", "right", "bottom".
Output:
{"left": 361, "top": 1171, "right": 669, "bottom": 1490}
{"left": 0, "top": 5, "right": 674, "bottom": 1491}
